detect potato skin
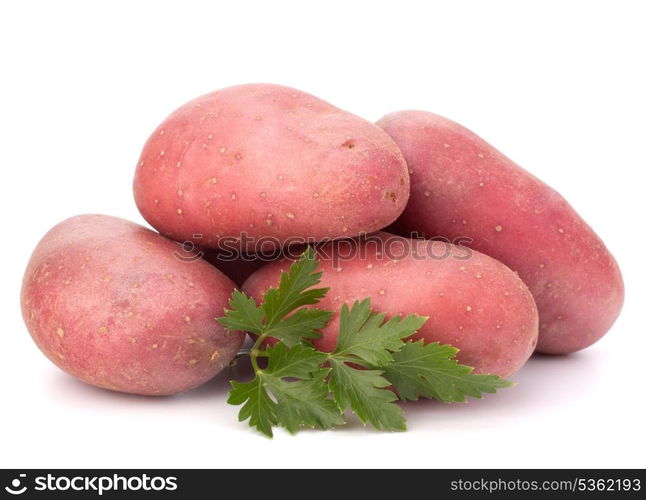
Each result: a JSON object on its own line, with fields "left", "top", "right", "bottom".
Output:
{"left": 133, "top": 83, "right": 410, "bottom": 250}
{"left": 20, "top": 214, "right": 244, "bottom": 396}
{"left": 243, "top": 233, "right": 538, "bottom": 378}
{"left": 377, "top": 111, "right": 624, "bottom": 354}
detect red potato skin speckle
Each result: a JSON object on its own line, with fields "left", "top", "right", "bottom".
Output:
{"left": 377, "top": 111, "right": 624, "bottom": 354}
{"left": 20, "top": 215, "right": 244, "bottom": 396}
{"left": 242, "top": 233, "right": 539, "bottom": 378}
{"left": 133, "top": 83, "right": 410, "bottom": 250}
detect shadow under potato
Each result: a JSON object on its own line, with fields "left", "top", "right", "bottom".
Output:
{"left": 46, "top": 359, "right": 248, "bottom": 403}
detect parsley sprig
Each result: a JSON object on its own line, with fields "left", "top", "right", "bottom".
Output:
{"left": 218, "top": 248, "right": 513, "bottom": 437}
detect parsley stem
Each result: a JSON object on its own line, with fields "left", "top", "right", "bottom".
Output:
{"left": 249, "top": 332, "right": 269, "bottom": 374}
{"left": 250, "top": 352, "right": 261, "bottom": 373}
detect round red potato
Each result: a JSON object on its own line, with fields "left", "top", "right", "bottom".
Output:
{"left": 133, "top": 83, "right": 410, "bottom": 251}
{"left": 243, "top": 233, "right": 539, "bottom": 378}
{"left": 378, "top": 111, "right": 624, "bottom": 354}
{"left": 21, "top": 214, "right": 244, "bottom": 396}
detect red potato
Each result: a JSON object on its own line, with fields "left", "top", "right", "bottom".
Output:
{"left": 20, "top": 215, "right": 244, "bottom": 396}
{"left": 377, "top": 111, "right": 624, "bottom": 354}
{"left": 243, "top": 233, "right": 539, "bottom": 378}
{"left": 133, "top": 83, "right": 410, "bottom": 251}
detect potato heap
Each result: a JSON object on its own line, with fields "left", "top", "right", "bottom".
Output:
{"left": 21, "top": 83, "right": 623, "bottom": 396}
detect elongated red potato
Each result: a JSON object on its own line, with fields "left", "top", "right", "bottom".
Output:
{"left": 243, "top": 233, "right": 539, "bottom": 378}
{"left": 377, "top": 111, "right": 624, "bottom": 354}
{"left": 133, "top": 83, "right": 410, "bottom": 250}
{"left": 21, "top": 215, "right": 244, "bottom": 395}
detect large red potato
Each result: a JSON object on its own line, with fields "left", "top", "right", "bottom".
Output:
{"left": 20, "top": 215, "right": 244, "bottom": 396}
{"left": 377, "top": 111, "right": 624, "bottom": 354}
{"left": 133, "top": 83, "right": 410, "bottom": 250}
{"left": 243, "top": 233, "right": 539, "bottom": 378}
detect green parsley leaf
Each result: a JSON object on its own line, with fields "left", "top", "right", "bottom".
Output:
{"left": 328, "top": 358, "right": 406, "bottom": 431}
{"left": 383, "top": 340, "right": 514, "bottom": 402}
{"left": 263, "top": 341, "right": 327, "bottom": 379}
{"left": 228, "top": 377, "right": 277, "bottom": 438}
{"left": 218, "top": 289, "right": 264, "bottom": 334}
{"left": 267, "top": 370, "right": 344, "bottom": 434}
{"left": 264, "top": 308, "right": 331, "bottom": 347}
{"left": 325, "top": 299, "right": 422, "bottom": 431}
{"left": 228, "top": 343, "right": 343, "bottom": 437}
{"left": 262, "top": 247, "right": 329, "bottom": 328}
{"left": 333, "top": 299, "right": 428, "bottom": 366}
{"left": 219, "top": 248, "right": 331, "bottom": 346}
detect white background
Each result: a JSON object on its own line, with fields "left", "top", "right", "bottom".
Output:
{"left": 1, "top": 0, "right": 645, "bottom": 469}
